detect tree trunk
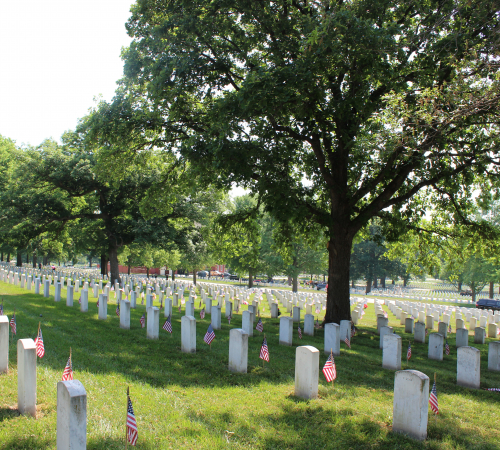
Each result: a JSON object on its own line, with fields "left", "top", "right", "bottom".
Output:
{"left": 373, "top": 278, "right": 378, "bottom": 289}
{"left": 16, "top": 251, "right": 22, "bottom": 267}
{"left": 6, "top": 252, "right": 10, "bottom": 262}
{"left": 351, "top": 279, "right": 355, "bottom": 288}
{"left": 471, "top": 282, "right": 476, "bottom": 303}
{"left": 292, "top": 276, "right": 298, "bottom": 293}
{"left": 365, "top": 279, "right": 372, "bottom": 294}
{"left": 100, "top": 254, "right": 108, "bottom": 276}
{"left": 43, "top": 255, "right": 48, "bottom": 265}
{"left": 32, "top": 252, "right": 37, "bottom": 268}
{"left": 0, "top": 251, "right": 3, "bottom": 262}
{"left": 172, "top": 271, "right": 175, "bottom": 281}
{"left": 324, "top": 231, "right": 354, "bottom": 324}
{"left": 146, "top": 267, "right": 150, "bottom": 278}
{"left": 88, "top": 255, "right": 93, "bottom": 267}
{"left": 458, "top": 281, "right": 462, "bottom": 292}
{"left": 381, "top": 276, "right": 386, "bottom": 289}
{"left": 108, "top": 245, "right": 120, "bottom": 284}
{"left": 287, "top": 275, "right": 292, "bottom": 286}
{"left": 489, "top": 281, "right": 494, "bottom": 299}
{"left": 193, "top": 269, "right": 197, "bottom": 285}
{"left": 248, "top": 269, "right": 254, "bottom": 289}
{"left": 403, "top": 278, "right": 408, "bottom": 287}
{"left": 128, "top": 265, "right": 131, "bottom": 275}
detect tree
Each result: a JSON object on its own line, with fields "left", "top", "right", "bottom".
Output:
{"left": 103, "top": 0, "right": 500, "bottom": 323}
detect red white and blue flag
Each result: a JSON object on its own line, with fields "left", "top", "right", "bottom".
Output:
{"left": 298, "top": 326, "right": 302, "bottom": 339}
{"left": 204, "top": 324, "right": 215, "bottom": 345}
{"left": 163, "top": 315, "right": 172, "bottom": 334}
{"left": 140, "top": 314, "right": 145, "bottom": 328}
{"left": 9, "top": 314, "right": 16, "bottom": 335}
{"left": 35, "top": 327, "right": 45, "bottom": 358}
{"left": 256, "top": 318, "right": 264, "bottom": 332}
{"left": 323, "top": 354, "right": 336, "bottom": 382}
{"left": 429, "top": 381, "right": 439, "bottom": 414}
{"left": 127, "top": 396, "right": 138, "bottom": 446}
{"left": 259, "top": 337, "right": 269, "bottom": 362}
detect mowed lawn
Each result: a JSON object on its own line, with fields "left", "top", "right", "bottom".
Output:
{"left": 0, "top": 281, "right": 499, "bottom": 450}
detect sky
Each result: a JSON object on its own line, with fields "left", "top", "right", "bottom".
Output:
{"left": 0, "top": 0, "right": 135, "bottom": 147}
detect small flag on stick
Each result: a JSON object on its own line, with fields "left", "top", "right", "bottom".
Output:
{"left": 204, "top": 324, "right": 215, "bottom": 345}
{"left": 429, "top": 373, "right": 439, "bottom": 414}
{"left": 407, "top": 342, "right": 411, "bottom": 361}
{"left": 323, "top": 350, "right": 336, "bottom": 383}
{"left": 344, "top": 336, "right": 351, "bottom": 349}
{"left": 445, "top": 340, "right": 450, "bottom": 355}
{"left": 140, "top": 314, "right": 145, "bottom": 328}
{"left": 126, "top": 387, "right": 138, "bottom": 446}
{"left": 259, "top": 336, "right": 269, "bottom": 362}
{"left": 256, "top": 318, "right": 264, "bottom": 332}
{"left": 0, "top": 299, "right": 4, "bottom": 315}
{"left": 10, "top": 312, "right": 16, "bottom": 335}
{"left": 116, "top": 304, "right": 120, "bottom": 316}
{"left": 298, "top": 326, "right": 302, "bottom": 339}
{"left": 200, "top": 308, "right": 205, "bottom": 319}
{"left": 35, "top": 323, "right": 45, "bottom": 358}
{"left": 163, "top": 315, "right": 172, "bottom": 334}
{"left": 62, "top": 348, "right": 73, "bottom": 381}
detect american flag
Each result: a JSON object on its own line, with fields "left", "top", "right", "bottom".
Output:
{"left": 62, "top": 354, "right": 73, "bottom": 381}
{"left": 163, "top": 315, "right": 172, "bottom": 334}
{"left": 429, "top": 381, "right": 438, "bottom": 414}
{"left": 485, "top": 387, "right": 500, "bottom": 392}
{"left": 448, "top": 324, "right": 452, "bottom": 333}
{"left": 127, "top": 396, "right": 138, "bottom": 446}
{"left": 445, "top": 340, "right": 450, "bottom": 355}
{"left": 35, "top": 328, "right": 45, "bottom": 358}
{"left": 315, "top": 307, "right": 320, "bottom": 314}
{"left": 178, "top": 305, "right": 181, "bottom": 312}
{"left": 351, "top": 324, "right": 356, "bottom": 336}
{"left": 256, "top": 318, "right": 264, "bottom": 332}
{"left": 140, "top": 314, "right": 145, "bottom": 328}
{"left": 259, "top": 337, "right": 269, "bottom": 362}
{"left": 425, "top": 328, "right": 429, "bottom": 336}
{"left": 407, "top": 342, "right": 411, "bottom": 360}
{"left": 204, "top": 324, "right": 215, "bottom": 345}
{"left": 78, "top": 294, "right": 81, "bottom": 305}
{"left": 97, "top": 299, "right": 99, "bottom": 307}
{"left": 0, "top": 301, "right": 3, "bottom": 315}
{"left": 344, "top": 336, "right": 351, "bottom": 349}
{"left": 315, "top": 318, "right": 320, "bottom": 329}
{"left": 228, "top": 315, "right": 232, "bottom": 324}
{"left": 200, "top": 308, "right": 205, "bottom": 319}
{"left": 298, "top": 326, "right": 302, "bottom": 339}
{"left": 322, "top": 354, "right": 337, "bottom": 382}
{"left": 9, "top": 314, "right": 16, "bottom": 334}
{"left": 116, "top": 304, "right": 120, "bottom": 316}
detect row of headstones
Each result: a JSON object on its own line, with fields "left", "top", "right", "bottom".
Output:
{"left": 372, "top": 303, "right": 500, "bottom": 382}
{"left": 0, "top": 334, "right": 87, "bottom": 449}
{"left": 4, "top": 338, "right": 441, "bottom": 447}
{"left": 391, "top": 298, "right": 500, "bottom": 326}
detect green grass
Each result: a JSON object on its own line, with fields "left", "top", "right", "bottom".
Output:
{"left": 0, "top": 282, "right": 499, "bottom": 449}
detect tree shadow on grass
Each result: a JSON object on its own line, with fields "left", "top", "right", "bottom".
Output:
{"left": 0, "top": 435, "right": 51, "bottom": 450}
{"left": 0, "top": 406, "right": 20, "bottom": 422}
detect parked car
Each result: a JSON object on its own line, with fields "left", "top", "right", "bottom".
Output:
{"left": 316, "top": 283, "right": 327, "bottom": 291}
{"left": 476, "top": 299, "right": 500, "bottom": 311}
{"left": 197, "top": 270, "right": 208, "bottom": 278}
{"left": 460, "top": 290, "right": 472, "bottom": 296}
{"left": 229, "top": 275, "right": 239, "bottom": 280}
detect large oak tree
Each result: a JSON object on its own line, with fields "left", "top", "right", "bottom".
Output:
{"left": 102, "top": 0, "right": 499, "bottom": 323}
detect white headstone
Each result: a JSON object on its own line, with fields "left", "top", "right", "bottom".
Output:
{"left": 383, "top": 333, "right": 402, "bottom": 370}
{"left": 17, "top": 338, "right": 37, "bottom": 417}
{"left": 181, "top": 315, "right": 196, "bottom": 353}
{"left": 0, "top": 316, "right": 9, "bottom": 373}
{"left": 66, "top": 285, "right": 74, "bottom": 307}
{"left": 414, "top": 322, "right": 426, "bottom": 344}
{"left": 324, "top": 322, "right": 340, "bottom": 356}
{"left": 242, "top": 310, "right": 254, "bottom": 337}
{"left": 44, "top": 280, "right": 50, "bottom": 298}
{"left": 211, "top": 305, "right": 222, "bottom": 330}
{"left": 164, "top": 298, "right": 172, "bottom": 318}
{"left": 292, "top": 306, "right": 301, "bottom": 323}
{"left": 392, "top": 370, "right": 429, "bottom": 441}
{"left": 428, "top": 333, "right": 444, "bottom": 361}
{"left": 488, "top": 341, "right": 500, "bottom": 372}
{"left": 271, "top": 303, "right": 279, "bottom": 318}
{"left": 456, "top": 328, "right": 469, "bottom": 348}
{"left": 228, "top": 329, "right": 248, "bottom": 373}
{"left": 98, "top": 294, "right": 108, "bottom": 320}
{"left": 474, "top": 327, "right": 485, "bottom": 344}
{"left": 405, "top": 317, "right": 414, "bottom": 334}
{"left": 147, "top": 307, "right": 159, "bottom": 339}
{"left": 120, "top": 300, "right": 131, "bottom": 330}
{"left": 80, "top": 289, "right": 88, "bottom": 312}
{"left": 279, "top": 316, "right": 293, "bottom": 346}
{"left": 457, "top": 346, "right": 480, "bottom": 389}
{"left": 294, "top": 345, "right": 319, "bottom": 400}
{"left": 304, "top": 314, "right": 314, "bottom": 336}
{"left": 55, "top": 282, "right": 62, "bottom": 302}
{"left": 57, "top": 380, "right": 87, "bottom": 450}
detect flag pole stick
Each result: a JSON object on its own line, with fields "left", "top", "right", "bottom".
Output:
{"left": 126, "top": 386, "right": 129, "bottom": 450}
{"left": 330, "top": 349, "right": 334, "bottom": 388}
{"left": 434, "top": 372, "right": 437, "bottom": 422}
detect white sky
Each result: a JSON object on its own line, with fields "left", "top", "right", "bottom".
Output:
{"left": 0, "top": 0, "right": 135, "bottom": 147}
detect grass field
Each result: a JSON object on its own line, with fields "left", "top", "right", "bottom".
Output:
{"left": 0, "top": 281, "right": 499, "bottom": 449}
